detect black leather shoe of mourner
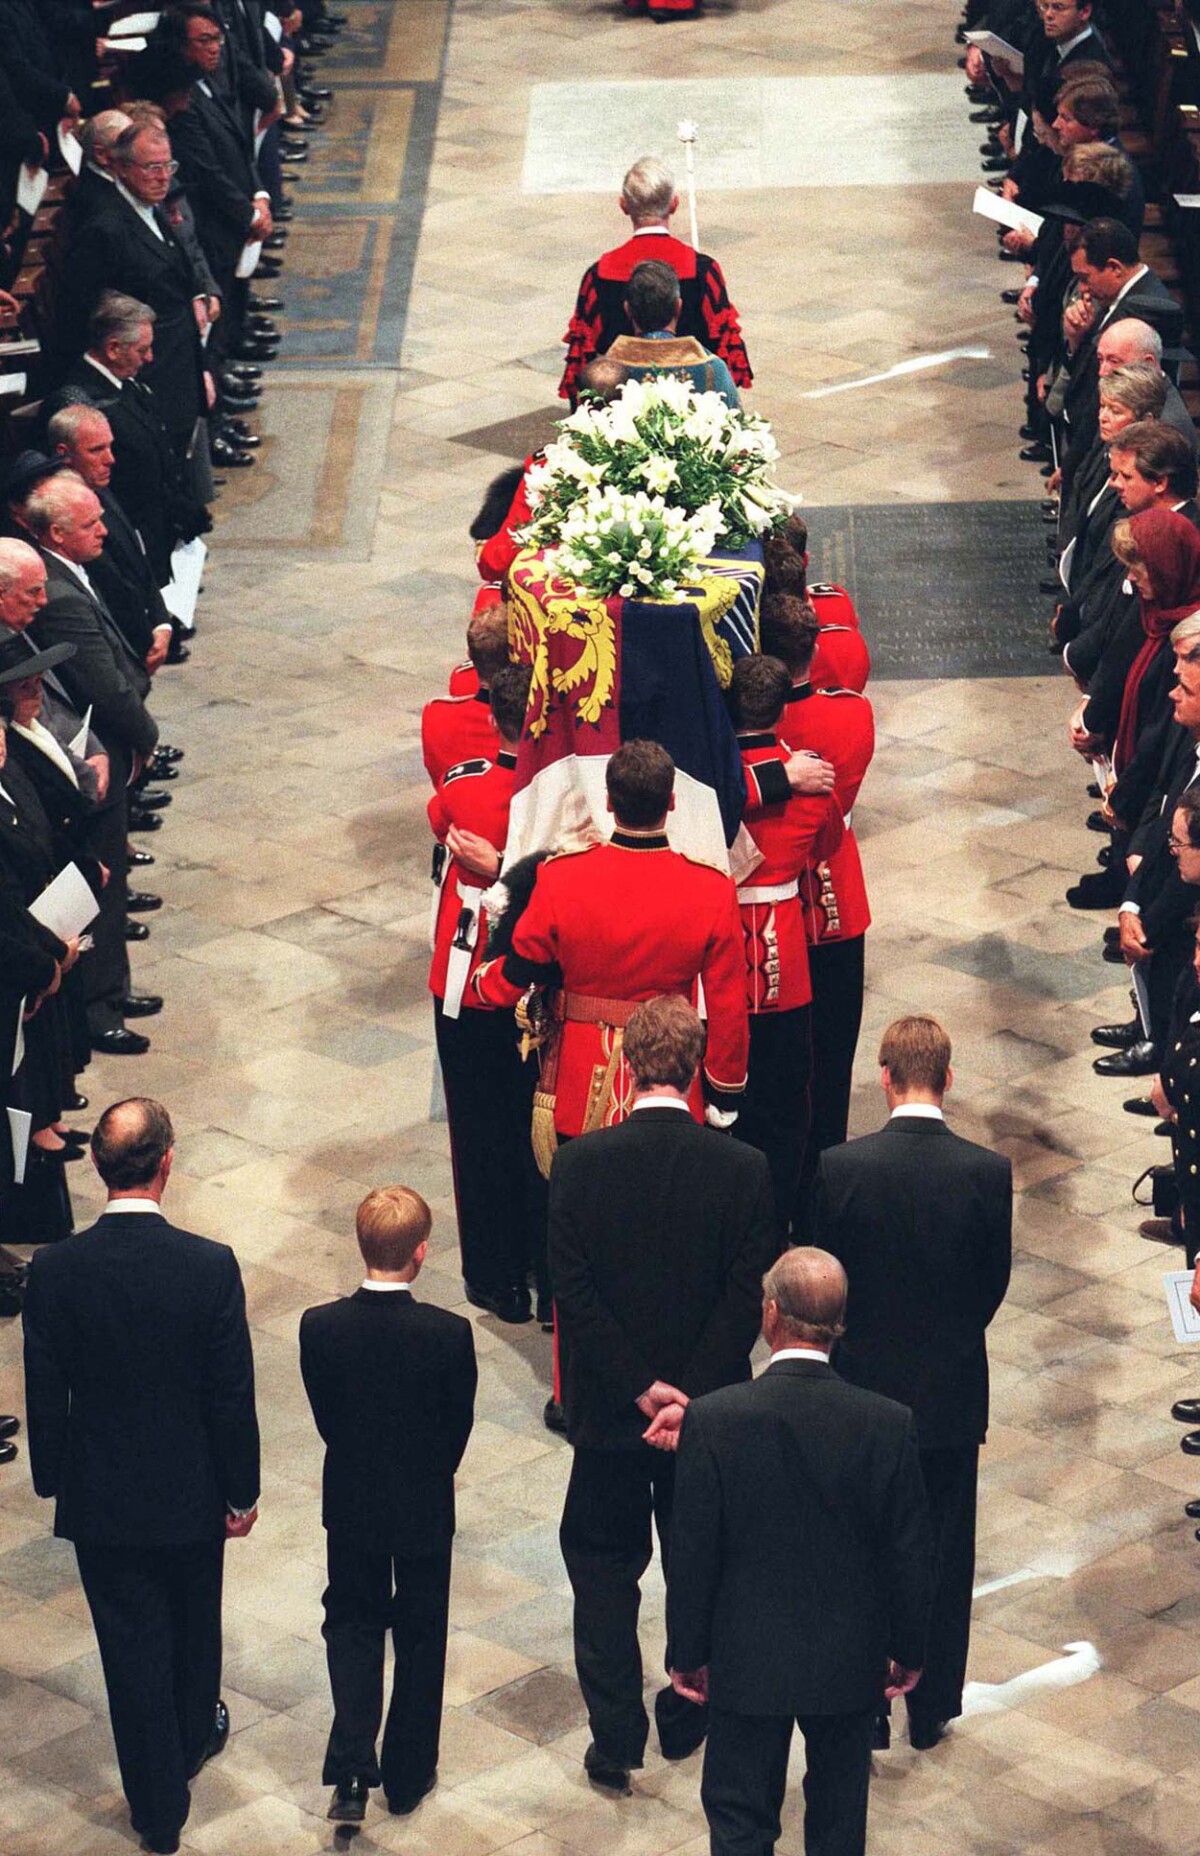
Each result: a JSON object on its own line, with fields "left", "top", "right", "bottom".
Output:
{"left": 129, "top": 810, "right": 163, "bottom": 832}
{"left": 122, "top": 995, "right": 163, "bottom": 1018}
{"left": 463, "top": 1281, "right": 531, "bottom": 1324}
{"left": 129, "top": 849, "right": 155, "bottom": 868}
{"left": 127, "top": 892, "right": 162, "bottom": 912}
{"left": 387, "top": 1769, "right": 437, "bottom": 1815}
{"left": 0, "top": 1440, "right": 16, "bottom": 1466}
{"left": 1173, "top": 1399, "right": 1200, "bottom": 1423}
{"left": 1182, "top": 1430, "right": 1200, "bottom": 1455}
{"left": 328, "top": 1777, "right": 369, "bottom": 1823}
{"left": 1185, "top": 1497, "right": 1200, "bottom": 1518}
{"left": 188, "top": 1699, "right": 230, "bottom": 1778}
{"left": 1091, "top": 1019, "right": 1139, "bottom": 1049}
{"left": 1124, "top": 1096, "right": 1159, "bottom": 1116}
{"left": 543, "top": 1396, "right": 567, "bottom": 1435}
{"left": 908, "top": 1714, "right": 949, "bottom": 1751}
{"left": 125, "top": 921, "right": 149, "bottom": 942}
{"left": 872, "top": 1713, "right": 890, "bottom": 1750}
{"left": 584, "top": 1745, "right": 631, "bottom": 1795}
{"left": 0, "top": 1415, "right": 19, "bottom": 1439}
{"left": 1093, "top": 1041, "right": 1160, "bottom": 1077}
{"left": 93, "top": 1028, "right": 150, "bottom": 1056}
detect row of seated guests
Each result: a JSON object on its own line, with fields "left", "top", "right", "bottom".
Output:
{"left": 419, "top": 512, "right": 875, "bottom": 1437}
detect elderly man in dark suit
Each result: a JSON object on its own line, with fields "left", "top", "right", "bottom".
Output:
{"left": 817, "top": 1014, "right": 1012, "bottom": 1754}
{"left": 549, "top": 994, "right": 775, "bottom": 1794}
{"left": 667, "top": 1247, "right": 932, "bottom": 1856}
{"left": 300, "top": 1186, "right": 476, "bottom": 1827}
{"left": 23, "top": 1098, "right": 261, "bottom": 1856}
{"left": 16, "top": 468, "right": 161, "bottom": 1053}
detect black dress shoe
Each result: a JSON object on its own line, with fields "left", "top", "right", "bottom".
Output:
{"left": 1182, "top": 1431, "right": 1200, "bottom": 1455}
{"left": 1019, "top": 423, "right": 1040, "bottom": 439}
{"left": 225, "top": 429, "right": 261, "bottom": 449}
{"left": 0, "top": 1440, "right": 16, "bottom": 1466}
{"left": 223, "top": 417, "right": 256, "bottom": 442}
{"left": 1091, "top": 1020, "right": 1139, "bottom": 1050}
{"left": 583, "top": 1745, "right": 630, "bottom": 1795}
{"left": 463, "top": 1281, "right": 531, "bottom": 1324}
{"left": 127, "top": 892, "right": 162, "bottom": 912}
{"left": 1103, "top": 944, "right": 1125, "bottom": 965}
{"left": 129, "top": 810, "right": 163, "bottom": 832}
{"left": 226, "top": 362, "right": 263, "bottom": 381}
{"left": 129, "top": 849, "right": 155, "bottom": 868}
{"left": 969, "top": 107, "right": 1002, "bottom": 123}
{"left": 68, "top": 1090, "right": 89, "bottom": 1109}
{"left": 281, "top": 147, "right": 309, "bottom": 166}
{"left": 134, "top": 787, "right": 171, "bottom": 809}
{"left": 1185, "top": 1498, "right": 1200, "bottom": 1519}
{"left": 254, "top": 258, "right": 284, "bottom": 279}
{"left": 299, "top": 82, "right": 333, "bottom": 101}
{"left": 387, "top": 1770, "right": 437, "bottom": 1815}
{"left": 222, "top": 390, "right": 261, "bottom": 413}
{"left": 166, "top": 639, "right": 191, "bottom": 665}
{"left": 543, "top": 1396, "right": 567, "bottom": 1435}
{"left": 0, "top": 1415, "right": 20, "bottom": 1439}
{"left": 908, "top": 1715, "right": 949, "bottom": 1751}
{"left": 536, "top": 1292, "right": 554, "bottom": 1331}
{"left": 248, "top": 294, "right": 283, "bottom": 313}
{"left": 249, "top": 316, "right": 279, "bottom": 339}
{"left": 1173, "top": 1399, "right": 1200, "bottom": 1423}
{"left": 1087, "top": 810, "right": 1112, "bottom": 834}
{"left": 275, "top": 205, "right": 296, "bottom": 221}
{"left": 1094, "top": 1041, "right": 1160, "bottom": 1077}
{"left": 1124, "top": 1096, "right": 1159, "bottom": 1116}
{"left": 188, "top": 1699, "right": 230, "bottom": 1778}
{"left": 141, "top": 1832, "right": 180, "bottom": 1855}
{"left": 93, "top": 1027, "right": 150, "bottom": 1055}
{"left": 1001, "top": 288, "right": 1023, "bottom": 305}
{"left": 126, "top": 921, "right": 150, "bottom": 942}
{"left": 1065, "top": 871, "right": 1123, "bottom": 908}
{"left": 212, "top": 436, "right": 255, "bottom": 468}
{"left": 328, "top": 1777, "right": 370, "bottom": 1823}
{"left": 872, "top": 1713, "right": 890, "bottom": 1750}
{"left": 981, "top": 154, "right": 1008, "bottom": 172}
{"left": 1020, "top": 442, "right": 1052, "bottom": 462}
{"left": 122, "top": 995, "right": 162, "bottom": 1018}
{"left": 61, "top": 1127, "right": 88, "bottom": 1147}
{"left": 0, "top": 1280, "right": 23, "bottom": 1317}
{"left": 1104, "top": 924, "right": 1120, "bottom": 944}
{"left": 233, "top": 341, "right": 278, "bottom": 363}
{"left": 263, "top": 230, "right": 289, "bottom": 249}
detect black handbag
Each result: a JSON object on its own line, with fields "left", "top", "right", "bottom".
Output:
{"left": 1133, "top": 1162, "right": 1180, "bottom": 1220}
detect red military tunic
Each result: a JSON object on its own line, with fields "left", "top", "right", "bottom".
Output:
{"left": 447, "top": 660, "right": 478, "bottom": 698}
{"left": 427, "top": 751, "right": 516, "bottom": 1009}
{"left": 560, "top": 231, "right": 752, "bottom": 403}
{"left": 780, "top": 683, "right": 875, "bottom": 945}
{"left": 807, "top": 584, "right": 871, "bottom": 693}
{"left": 473, "top": 829, "right": 749, "bottom": 1133}
{"left": 736, "top": 736, "right": 844, "bottom": 1013}
{"left": 421, "top": 687, "right": 495, "bottom": 790}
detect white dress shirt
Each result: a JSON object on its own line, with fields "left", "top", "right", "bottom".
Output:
{"left": 889, "top": 1103, "right": 945, "bottom": 1122}
{"left": 360, "top": 1279, "right": 412, "bottom": 1293}
{"left": 115, "top": 179, "right": 165, "bottom": 240}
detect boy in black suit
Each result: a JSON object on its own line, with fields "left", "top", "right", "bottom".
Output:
{"left": 816, "top": 1014, "right": 1012, "bottom": 1751}
{"left": 300, "top": 1187, "right": 477, "bottom": 1826}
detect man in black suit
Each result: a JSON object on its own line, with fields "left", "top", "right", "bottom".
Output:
{"left": 54, "top": 120, "right": 209, "bottom": 462}
{"left": 16, "top": 469, "right": 162, "bottom": 1053}
{"left": 817, "top": 1014, "right": 1011, "bottom": 1753}
{"left": 667, "top": 1247, "right": 932, "bottom": 1856}
{"left": 549, "top": 995, "right": 775, "bottom": 1793}
{"left": 23, "top": 1098, "right": 260, "bottom": 1856}
{"left": 300, "top": 1186, "right": 476, "bottom": 1827}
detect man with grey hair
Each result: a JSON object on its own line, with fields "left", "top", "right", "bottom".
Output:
{"left": 559, "top": 155, "right": 751, "bottom": 404}
{"left": 1097, "top": 318, "right": 1197, "bottom": 456}
{"left": 667, "top": 1246, "right": 931, "bottom": 1856}
{"left": 17, "top": 471, "right": 162, "bottom": 1054}
{"left": 0, "top": 536, "right": 105, "bottom": 795}
{"left": 72, "top": 108, "right": 133, "bottom": 219}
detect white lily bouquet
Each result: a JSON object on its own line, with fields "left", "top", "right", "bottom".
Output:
{"left": 517, "top": 376, "right": 791, "bottom": 602}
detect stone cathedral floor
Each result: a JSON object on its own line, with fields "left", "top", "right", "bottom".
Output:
{"left": 3, "top": 0, "right": 1200, "bottom": 1850}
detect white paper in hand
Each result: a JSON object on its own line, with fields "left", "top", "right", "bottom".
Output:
{"left": 236, "top": 239, "right": 262, "bottom": 280}
{"left": 104, "top": 10, "right": 162, "bottom": 35}
{"left": 12, "top": 1000, "right": 24, "bottom": 1077}
{"left": 161, "top": 537, "right": 206, "bottom": 630}
{"left": 0, "top": 374, "right": 27, "bottom": 400}
{"left": 57, "top": 122, "right": 83, "bottom": 174}
{"left": 17, "top": 164, "right": 48, "bottom": 217}
{"left": 972, "top": 187, "right": 1043, "bottom": 237}
{"left": 28, "top": 862, "right": 99, "bottom": 940}
{"left": 7, "top": 1108, "right": 31, "bottom": 1186}
{"left": 1165, "top": 1271, "right": 1200, "bottom": 1345}
{"left": 68, "top": 704, "right": 92, "bottom": 758}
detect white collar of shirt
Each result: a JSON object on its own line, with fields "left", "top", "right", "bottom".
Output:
{"left": 0, "top": 780, "right": 13, "bottom": 810}
{"left": 85, "top": 161, "right": 115, "bottom": 182}
{"left": 84, "top": 353, "right": 124, "bottom": 390}
{"left": 43, "top": 549, "right": 94, "bottom": 598}
{"left": 630, "top": 1095, "right": 690, "bottom": 1113}
{"left": 632, "top": 224, "right": 670, "bottom": 238}
{"left": 360, "top": 1279, "right": 411, "bottom": 1292}
{"left": 102, "top": 1197, "right": 161, "bottom": 1214}
{"left": 197, "top": 78, "right": 213, "bottom": 96}
{"left": 889, "top": 1103, "right": 945, "bottom": 1121}
{"left": 115, "top": 179, "right": 164, "bottom": 239}
{"left": 1104, "top": 266, "right": 1148, "bottom": 319}
{"left": 1056, "top": 24, "right": 1093, "bottom": 57}
{"left": 771, "top": 1346, "right": 830, "bottom": 1364}
{"left": 14, "top": 719, "right": 77, "bottom": 786}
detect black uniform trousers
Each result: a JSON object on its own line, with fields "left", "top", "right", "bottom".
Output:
{"left": 737, "top": 1004, "right": 812, "bottom": 1245}
{"left": 702, "top": 1704, "right": 875, "bottom": 1856}
{"left": 75, "top": 1537, "right": 225, "bottom": 1840}
{"left": 794, "top": 936, "right": 865, "bottom": 1240}
{"left": 433, "top": 1000, "right": 548, "bottom": 1298}
{"left": 559, "top": 1445, "right": 705, "bottom": 1767}
{"left": 321, "top": 1530, "right": 450, "bottom": 1801}
{"left": 906, "top": 1445, "right": 979, "bottom": 1726}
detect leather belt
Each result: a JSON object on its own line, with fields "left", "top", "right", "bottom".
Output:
{"left": 736, "top": 879, "right": 799, "bottom": 906}
{"left": 564, "top": 992, "right": 642, "bottom": 1027}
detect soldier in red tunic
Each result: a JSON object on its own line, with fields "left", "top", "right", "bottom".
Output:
{"left": 560, "top": 159, "right": 752, "bottom": 404}
{"left": 428, "top": 666, "right": 547, "bottom": 1324}
{"left": 472, "top": 740, "right": 748, "bottom": 1145}
{"left": 761, "top": 601, "right": 876, "bottom": 1238}
{"left": 729, "top": 656, "right": 844, "bottom": 1242}
{"left": 422, "top": 608, "right": 510, "bottom": 788}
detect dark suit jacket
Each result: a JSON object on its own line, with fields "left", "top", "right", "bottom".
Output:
{"left": 31, "top": 552, "right": 159, "bottom": 780}
{"left": 170, "top": 81, "right": 261, "bottom": 283}
{"left": 667, "top": 1359, "right": 932, "bottom": 1716}
{"left": 91, "top": 488, "right": 171, "bottom": 662}
{"left": 549, "top": 1107, "right": 775, "bottom": 1451}
{"left": 299, "top": 1288, "right": 476, "bottom": 1554}
{"left": 817, "top": 1117, "right": 1012, "bottom": 1450}
{"left": 54, "top": 188, "right": 206, "bottom": 444}
{"left": 1064, "top": 272, "right": 1185, "bottom": 450}
{"left": 23, "top": 1209, "right": 261, "bottom": 1543}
